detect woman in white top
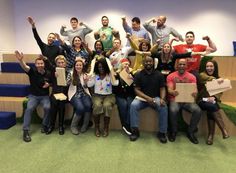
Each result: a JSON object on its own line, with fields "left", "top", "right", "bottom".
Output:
{"left": 87, "top": 58, "right": 118, "bottom": 137}
{"left": 67, "top": 58, "right": 92, "bottom": 134}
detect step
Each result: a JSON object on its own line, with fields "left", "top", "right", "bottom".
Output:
{"left": 0, "top": 73, "right": 29, "bottom": 84}
{"left": 0, "top": 111, "right": 16, "bottom": 129}
{"left": 1, "top": 62, "right": 34, "bottom": 73}
{"left": 0, "top": 84, "right": 30, "bottom": 97}
{"left": 2, "top": 53, "right": 37, "bottom": 63}
{"left": 213, "top": 56, "right": 236, "bottom": 78}
{"left": 0, "top": 97, "right": 26, "bottom": 117}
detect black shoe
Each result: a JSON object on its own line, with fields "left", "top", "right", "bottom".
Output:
{"left": 23, "top": 130, "right": 31, "bottom": 142}
{"left": 168, "top": 132, "right": 177, "bottom": 142}
{"left": 157, "top": 132, "right": 167, "bottom": 143}
{"left": 46, "top": 126, "right": 54, "bottom": 135}
{"left": 130, "top": 128, "right": 140, "bottom": 141}
{"left": 41, "top": 125, "right": 48, "bottom": 134}
{"left": 59, "top": 126, "right": 64, "bottom": 135}
{"left": 122, "top": 125, "right": 132, "bottom": 136}
{"left": 187, "top": 132, "right": 199, "bottom": 144}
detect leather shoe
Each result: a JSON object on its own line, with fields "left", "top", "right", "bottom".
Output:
{"left": 23, "top": 130, "right": 31, "bottom": 142}
{"left": 41, "top": 125, "right": 48, "bottom": 134}
{"left": 157, "top": 132, "right": 167, "bottom": 144}
{"left": 168, "top": 132, "right": 176, "bottom": 142}
{"left": 46, "top": 126, "right": 54, "bottom": 135}
{"left": 130, "top": 128, "right": 140, "bottom": 141}
{"left": 187, "top": 133, "right": 199, "bottom": 144}
{"left": 59, "top": 126, "right": 64, "bottom": 135}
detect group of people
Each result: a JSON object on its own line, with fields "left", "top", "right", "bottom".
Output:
{"left": 16, "top": 15, "right": 229, "bottom": 145}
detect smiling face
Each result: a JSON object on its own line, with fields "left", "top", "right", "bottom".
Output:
{"left": 35, "top": 59, "right": 45, "bottom": 72}
{"left": 70, "top": 19, "right": 78, "bottom": 29}
{"left": 163, "top": 43, "right": 171, "bottom": 54}
{"left": 141, "top": 42, "right": 149, "bottom": 51}
{"left": 113, "top": 39, "right": 121, "bottom": 50}
{"left": 56, "top": 59, "right": 66, "bottom": 68}
{"left": 101, "top": 16, "right": 109, "bottom": 27}
{"left": 206, "top": 61, "right": 215, "bottom": 76}
{"left": 72, "top": 36, "right": 82, "bottom": 48}
{"left": 75, "top": 61, "right": 83, "bottom": 74}
{"left": 157, "top": 16, "right": 166, "bottom": 27}
{"left": 185, "top": 33, "right": 195, "bottom": 45}
{"left": 47, "top": 33, "right": 56, "bottom": 45}
{"left": 143, "top": 56, "right": 154, "bottom": 71}
{"left": 95, "top": 41, "right": 103, "bottom": 52}
{"left": 177, "top": 59, "right": 187, "bottom": 74}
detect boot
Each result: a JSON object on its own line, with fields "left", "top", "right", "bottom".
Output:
{"left": 70, "top": 113, "right": 80, "bottom": 135}
{"left": 58, "top": 106, "right": 65, "bottom": 135}
{"left": 80, "top": 112, "right": 91, "bottom": 133}
{"left": 213, "top": 110, "right": 229, "bottom": 139}
{"left": 130, "top": 127, "right": 140, "bottom": 141}
{"left": 206, "top": 119, "right": 215, "bottom": 145}
{"left": 94, "top": 115, "right": 101, "bottom": 137}
{"left": 103, "top": 116, "right": 110, "bottom": 137}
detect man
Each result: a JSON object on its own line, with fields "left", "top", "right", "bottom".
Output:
{"left": 94, "top": 16, "right": 120, "bottom": 51}
{"left": 129, "top": 56, "right": 168, "bottom": 143}
{"left": 122, "top": 16, "right": 150, "bottom": 46}
{"left": 106, "top": 38, "right": 132, "bottom": 71}
{"left": 166, "top": 59, "right": 201, "bottom": 144}
{"left": 60, "top": 17, "right": 93, "bottom": 44}
{"left": 143, "top": 15, "right": 183, "bottom": 48}
{"left": 27, "top": 16, "right": 62, "bottom": 71}
{"left": 174, "top": 31, "right": 217, "bottom": 74}
{"left": 15, "top": 51, "right": 51, "bottom": 142}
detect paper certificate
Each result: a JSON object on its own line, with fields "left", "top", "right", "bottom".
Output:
{"left": 56, "top": 67, "right": 66, "bottom": 86}
{"left": 53, "top": 93, "right": 67, "bottom": 101}
{"left": 175, "top": 83, "right": 196, "bottom": 103}
{"left": 205, "top": 79, "right": 232, "bottom": 96}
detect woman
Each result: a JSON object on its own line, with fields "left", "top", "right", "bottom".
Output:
{"left": 87, "top": 58, "right": 118, "bottom": 137}
{"left": 197, "top": 59, "right": 229, "bottom": 145}
{"left": 113, "top": 58, "right": 135, "bottom": 135}
{"left": 151, "top": 40, "right": 203, "bottom": 79}
{"left": 67, "top": 58, "right": 92, "bottom": 134}
{"left": 61, "top": 36, "right": 91, "bottom": 71}
{"left": 47, "top": 55, "right": 68, "bottom": 135}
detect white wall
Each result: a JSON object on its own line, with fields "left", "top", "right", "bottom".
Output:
{"left": 1, "top": 0, "right": 236, "bottom": 55}
{"left": 0, "top": 0, "right": 15, "bottom": 53}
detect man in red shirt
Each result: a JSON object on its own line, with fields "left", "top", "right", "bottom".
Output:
{"left": 174, "top": 31, "right": 217, "bottom": 73}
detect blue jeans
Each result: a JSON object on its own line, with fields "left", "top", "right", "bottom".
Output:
{"left": 70, "top": 94, "right": 92, "bottom": 117}
{"left": 23, "top": 95, "right": 50, "bottom": 131}
{"left": 130, "top": 97, "right": 168, "bottom": 133}
{"left": 169, "top": 101, "right": 201, "bottom": 133}
{"left": 116, "top": 96, "right": 134, "bottom": 127}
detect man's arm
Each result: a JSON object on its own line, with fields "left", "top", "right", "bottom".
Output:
{"left": 122, "top": 16, "right": 132, "bottom": 33}
{"left": 170, "top": 27, "right": 184, "bottom": 42}
{"left": 60, "top": 25, "right": 68, "bottom": 36}
{"left": 134, "top": 87, "right": 154, "bottom": 105}
{"left": 15, "top": 51, "right": 30, "bottom": 73}
{"left": 80, "top": 22, "right": 93, "bottom": 35}
{"left": 202, "top": 36, "right": 217, "bottom": 53}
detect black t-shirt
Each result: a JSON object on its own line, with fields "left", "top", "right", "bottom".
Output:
{"left": 133, "top": 69, "right": 165, "bottom": 98}
{"left": 26, "top": 68, "right": 51, "bottom": 96}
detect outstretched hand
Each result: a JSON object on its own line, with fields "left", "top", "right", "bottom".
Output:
{"left": 27, "top": 16, "right": 35, "bottom": 26}
{"left": 15, "top": 50, "right": 24, "bottom": 61}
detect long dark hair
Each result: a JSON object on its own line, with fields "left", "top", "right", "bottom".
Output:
{"left": 72, "top": 36, "right": 83, "bottom": 49}
{"left": 138, "top": 40, "right": 151, "bottom": 51}
{"left": 94, "top": 58, "right": 110, "bottom": 75}
{"left": 161, "top": 43, "right": 173, "bottom": 63}
{"left": 205, "top": 59, "right": 220, "bottom": 78}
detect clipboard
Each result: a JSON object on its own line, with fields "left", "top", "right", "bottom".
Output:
{"left": 205, "top": 79, "right": 232, "bottom": 96}
{"left": 56, "top": 67, "right": 66, "bottom": 86}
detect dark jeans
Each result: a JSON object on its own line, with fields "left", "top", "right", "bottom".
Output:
{"left": 169, "top": 101, "right": 201, "bottom": 133}
{"left": 116, "top": 96, "right": 134, "bottom": 127}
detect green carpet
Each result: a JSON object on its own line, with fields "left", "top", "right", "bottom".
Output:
{"left": 0, "top": 124, "right": 236, "bottom": 173}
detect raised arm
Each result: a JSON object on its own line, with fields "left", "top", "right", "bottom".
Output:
{"left": 15, "top": 51, "right": 30, "bottom": 73}
{"left": 202, "top": 36, "right": 217, "bottom": 53}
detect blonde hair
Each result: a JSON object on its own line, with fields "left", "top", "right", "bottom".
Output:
{"left": 55, "top": 55, "right": 66, "bottom": 63}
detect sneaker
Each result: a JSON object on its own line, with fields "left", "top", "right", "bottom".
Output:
{"left": 129, "top": 128, "right": 140, "bottom": 141}
{"left": 23, "top": 130, "right": 31, "bottom": 142}
{"left": 46, "top": 126, "right": 54, "bottom": 135}
{"left": 71, "top": 127, "right": 79, "bottom": 135}
{"left": 157, "top": 132, "right": 167, "bottom": 144}
{"left": 122, "top": 125, "right": 132, "bottom": 136}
